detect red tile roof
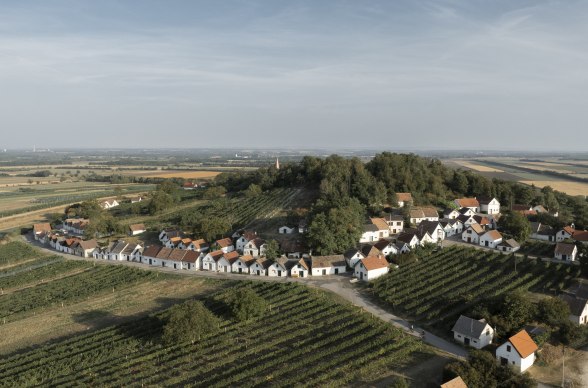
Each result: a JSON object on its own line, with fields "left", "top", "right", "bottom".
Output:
{"left": 508, "top": 330, "right": 538, "bottom": 358}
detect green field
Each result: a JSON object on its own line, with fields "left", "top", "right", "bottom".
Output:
{"left": 0, "top": 281, "right": 432, "bottom": 387}
{"left": 371, "top": 246, "right": 581, "bottom": 334}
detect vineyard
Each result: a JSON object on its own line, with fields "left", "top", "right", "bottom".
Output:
{"left": 518, "top": 240, "right": 556, "bottom": 257}
{"left": 0, "top": 281, "right": 432, "bottom": 387}
{"left": 372, "top": 246, "right": 581, "bottom": 332}
{"left": 0, "top": 243, "right": 163, "bottom": 324}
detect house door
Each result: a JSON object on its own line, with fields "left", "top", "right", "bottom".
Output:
{"left": 174, "top": 263, "right": 177, "bottom": 269}
{"left": 278, "top": 270, "right": 282, "bottom": 276}
{"left": 257, "top": 270, "right": 260, "bottom": 275}
{"left": 485, "top": 241, "right": 489, "bottom": 247}
{"left": 188, "top": 263, "right": 191, "bottom": 270}
{"left": 464, "top": 338, "right": 470, "bottom": 346}
{"left": 300, "top": 272, "right": 304, "bottom": 278}
{"left": 239, "top": 268, "right": 242, "bottom": 274}
{"left": 360, "top": 272, "right": 363, "bottom": 280}
{"left": 335, "top": 268, "right": 339, "bottom": 274}
{"left": 467, "top": 237, "right": 471, "bottom": 243}
{"left": 149, "top": 259, "right": 152, "bottom": 265}
{"left": 225, "top": 267, "right": 228, "bottom": 272}
{"left": 322, "top": 269, "right": 326, "bottom": 275}
{"left": 162, "top": 262, "right": 165, "bottom": 267}
{"left": 500, "top": 357, "right": 508, "bottom": 366}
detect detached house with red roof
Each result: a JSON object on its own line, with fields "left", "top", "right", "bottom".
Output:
{"left": 395, "top": 192, "right": 413, "bottom": 207}
{"left": 496, "top": 329, "right": 538, "bottom": 372}
{"left": 215, "top": 237, "right": 234, "bottom": 253}
{"left": 359, "top": 218, "right": 390, "bottom": 243}
{"left": 354, "top": 255, "right": 389, "bottom": 281}
{"left": 462, "top": 224, "right": 485, "bottom": 244}
{"left": 454, "top": 198, "right": 480, "bottom": 213}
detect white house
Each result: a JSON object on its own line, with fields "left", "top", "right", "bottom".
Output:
{"left": 217, "top": 251, "right": 239, "bottom": 273}
{"left": 310, "top": 255, "right": 347, "bottom": 276}
{"left": 159, "top": 229, "right": 184, "bottom": 244}
{"left": 454, "top": 198, "right": 480, "bottom": 213}
{"left": 287, "top": 258, "right": 310, "bottom": 278}
{"left": 354, "top": 255, "right": 389, "bottom": 281}
{"left": 395, "top": 242, "right": 411, "bottom": 254}
{"left": 179, "top": 250, "right": 200, "bottom": 270}
{"left": 443, "top": 209, "right": 460, "bottom": 220}
{"left": 186, "top": 238, "right": 209, "bottom": 252}
{"left": 479, "top": 197, "right": 501, "bottom": 215}
{"left": 249, "top": 258, "right": 271, "bottom": 276}
{"left": 559, "top": 294, "right": 588, "bottom": 325}
{"left": 397, "top": 231, "right": 420, "bottom": 248}
{"left": 496, "top": 330, "right": 538, "bottom": 373}
{"left": 359, "top": 218, "right": 390, "bottom": 243}
{"left": 497, "top": 239, "right": 520, "bottom": 253}
{"left": 462, "top": 224, "right": 485, "bottom": 244}
{"left": 396, "top": 192, "right": 412, "bottom": 208}
{"left": 62, "top": 218, "right": 90, "bottom": 235}
{"left": 440, "top": 218, "right": 463, "bottom": 237}
{"left": 479, "top": 230, "right": 503, "bottom": 248}
{"left": 202, "top": 250, "right": 224, "bottom": 271}
{"left": 232, "top": 255, "right": 255, "bottom": 274}
{"left": 556, "top": 226, "right": 574, "bottom": 242}
{"left": 344, "top": 248, "right": 365, "bottom": 268}
{"left": 100, "top": 199, "right": 119, "bottom": 209}
{"left": 72, "top": 239, "right": 98, "bottom": 258}
{"left": 243, "top": 238, "right": 266, "bottom": 258}
{"left": 373, "top": 239, "right": 399, "bottom": 256}
{"left": 554, "top": 242, "right": 577, "bottom": 262}
{"left": 383, "top": 213, "right": 404, "bottom": 234}
{"left": 268, "top": 257, "right": 289, "bottom": 277}
{"left": 278, "top": 225, "right": 295, "bottom": 234}
{"left": 235, "top": 231, "right": 258, "bottom": 252}
{"left": 33, "top": 223, "right": 52, "bottom": 240}
{"left": 451, "top": 315, "right": 494, "bottom": 349}
{"left": 128, "top": 223, "right": 146, "bottom": 236}
{"left": 417, "top": 220, "right": 445, "bottom": 243}
{"left": 529, "top": 222, "right": 556, "bottom": 242}
{"left": 409, "top": 207, "right": 439, "bottom": 226}
{"left": 215, "top": 237, "right": 235, "bottom": 253}
{"left": 139, "top": 245, "right": 162, "bottom": 266}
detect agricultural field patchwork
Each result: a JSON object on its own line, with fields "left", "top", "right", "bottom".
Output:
{"left": 371, "top": 246, "right": 581, "bottom": 334}
{"left": 0, "top": 281, "right": 433, "bottom": 387}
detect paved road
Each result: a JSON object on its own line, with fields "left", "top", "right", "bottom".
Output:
{"left": 24, "top": 234, "right": 468, "bottom": 359}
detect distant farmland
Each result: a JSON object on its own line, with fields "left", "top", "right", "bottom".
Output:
{"left": 444, "top": 157, "right": 588, "bottom": 196}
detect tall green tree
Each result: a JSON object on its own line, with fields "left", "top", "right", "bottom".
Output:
{"left": 162, "top": 300, "right": 220, "bottom": 345}
{"left": 264, "top": 240, "right": 280, "bottom": 260}
{"left": 498, "top": 211, "right": 532, "bottom": 242}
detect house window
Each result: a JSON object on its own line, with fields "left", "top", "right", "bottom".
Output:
{"left": 457, "top": 335, "right": 461, "bottom": 338}
{"left": 486, "top": 330, "right": 490, "bottom": 336}
{"left": 506, "top": 345, "right": 511, "bottom": 352}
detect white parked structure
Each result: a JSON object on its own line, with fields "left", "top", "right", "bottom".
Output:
{"left": 496, "top": 330, "right": 538, "bottom": 373}
{"left": 268, "top": 257, "right": 289, "bottom": 277}
{"left": 287, "top": 258, "right": 310, "bottom": 278}
{"left": 451, "top": 315, "right": 494, "bottom": 349}
{"left": 243, "top": 238, "right": 266, "bottom": 258}
{"left": 234, "top": 231, "right": 258, "bottom": 252}
{"left": 443, "top": 209, "right": 460, "bottom": 220}
{"left": 311, "top": 255, "right": 347, "bottom": 276}
{"left": 202, "top": 250, "right": 224, "bottom": 271}
{"left": 559, "top": 294, "right": 588, "bottom": 325}
{"left": 215, "top": 237, "right": 235, "bottom": 253}
{"left": 249, "top": 258, "right": 271, "bottom": 276}
{"left": 554, "top": 242, "right": 577, "bottom": 262}
{"left": 529, "top": 222, "right": 556, "bottom": 242}
{"left": 479, "top": 197, "right": 501, "bottom": 215}
{"left": 440, "top": 218, "right": 463, "bottom": 237}
{"left": 100, "top": 199, "right": 119, "bottom": 209}
{"left": 344, "top": 248, "right": 365, "bottom": 268}
{"left": 73, "top": 239, "right": 98, "bottom": 258}
{"left": 354, "top": 255, "right": 389, "bottom": 281}
{"left": 462, "top": 224, "right": 485, "bottom": 244}
{"left": 217, "top": 251, "right": 239, "bottom": 273}
{"left": 479, "top": 230, "right": 503, "bottom": 248}
{"left": 128, "top": 223, "right": 146, "bottom": 236}
{"left": 373, "top": 239, "right": 399, "bottom": 256}
{"left": 33, "top": 223, "right": 52, "bottom": 240}
{"left": 62, "top": 218, "right": 90, "bottom": 235}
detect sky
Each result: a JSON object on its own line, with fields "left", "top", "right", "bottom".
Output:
{"left": 1, "top": 0, "right": 587, "bottom": 150}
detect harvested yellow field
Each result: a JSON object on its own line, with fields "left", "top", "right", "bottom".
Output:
{"left": 520, "top": 181, "right": 588, "bottom": 196}
{"left": 453, "top": 160, "right": 504, "bottom": 172}
{"left": 120, "top": 170, "right": 222, "bottom": 179}
{"left": 518, "top": 162, "right": 576, "bottom": 174}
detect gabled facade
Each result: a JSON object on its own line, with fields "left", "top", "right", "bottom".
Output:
{"left": 409, "top": 207, "right": 439, "bottom": 226}
{"left": 202, "top": 250, "right": 223, "bottom": 271}
{"left": 497, "top": 239, "right": 520, "bottom": 253}
{"left": 249, "top": 258, "right": 271, "bottom": 276}
{"left": 396, "top": 192, "right": 412, "bottom": 208}
{"left": 310, "top": 255, "right": 347, "bottom": 276}
{"left": 235, "top": 231, "right": 257, "bottom": 252}
{"left": 344, "top": 248, "right": 365, "bottom": 268}
{"left": 479, "top": 230, "right": 503, "bottom": 248}
{"left": 496, "top": 330, "right": 538, "bottom": 373}
{"left": 554, "top": 242, "right": 577, "bottom": 262}
{"left": 454, "top": 198, "right": 480, "bottom": 213}
{"left": 354, "top": 255, "right": 389, "bottom": 281}
{"left": 452, "top": 315, "right": 494, "bottom": 349}
{"left": 462, "top": 224, "right": 485, "bottom": 244}
{"left": 278, "top": 225, "right": 295, "bottom": 234}
{"left": 287, "top": 258, "right": 309, "bottom": 278}
{"left": 559, "top": 294, "right": 588, "bottom": 325}
{"left": 215, "top": 237, "right": 235, "bottom": 253}
{"left": 373, "top": 239, "right": 398, "bottom": 256}
{"left": 268, "top": 258, "right": 289, "bottom": 277}
{"left": 359, "top": 218, "right": 390, "bottom": 243}
{"left": 232, "top": 255, "right": 255, "bottom": 274}
{"left": 243, "top": 238, "right": 266, "bottom": 258}
{"left": 479, "top": 197, "right": 500, "bottom": 215}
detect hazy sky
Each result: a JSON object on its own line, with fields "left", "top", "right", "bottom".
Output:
{"left": 1, "top": 0, "right": 587, "bottom": 150}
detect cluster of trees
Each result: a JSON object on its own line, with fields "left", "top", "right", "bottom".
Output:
{"left": 214, "top": 287, "right": 268, "bottom": 322}
{"left": 64, "top": 200, "right": 126, "bottom": 238}
{"left": 215, "top": 152, "right": 588, "bottom": 231}
{"left": 162, "top": 300, "right": 220, "bottom": 345}
{"left": 147, "top": 181, "right": 181, "bottom": 215}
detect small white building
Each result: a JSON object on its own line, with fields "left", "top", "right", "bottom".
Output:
{"left": 396, "top": 231, "right": 420, "bottom": 248}
{"left": 215, "top": 237, "right": 235, "bottom": 253}
{"left": 559, "top": 294, "right": 588, "bottom": 325}
{"left": 497, "top": 239, "right": 520, "bottom": 253}
{"left": 409, "top": 207, "right": 439, "bottom": 226}
{"left": 479, "top": 230, "right": 503, "bottom": 248}
{"left": 454, "top": 198, "right": 480, "bottom": 213}
{"left": 287, "top": 258, "right": 309, "bottom": 278}
{"left": 232, "top": 255, "right": 255, "bottom": 274}
{"left": 344, "top": 248, "right": 365, "bottom": 268}
{"left": 396, "top": 192, "right": 412, "bottom": 208}
{"left": 100, "top": 199, "right": 119, "bottom": 209}
{"left": 234, "top": 231, "right": 258, "bottom": 252}
{"left": 479, "top": 197, "right": 501, "bottom": 215}
{"left": 354, "top": 256, "right": 389, "bottom": 281}
{"left": 554, "top": 242, "right": 577, "bottom": 262}
{"left": 443, "top": 209, "right": 460, "bottom": 220}
{"left": 128, "top": 223, "right": 146, "bottom": 236}
{"left": 217, "top": 251, "right": 239, "bottom": 273}
{"left": 373, "top": 239, "right": 399, "bottom": 256}
{"left": 33, "top": 223, "right": 52, "bottom": 240}
{"left": 202, "top": 250, "right": 224, "bottom": 271}
{"left": 556, "top": 227, "right": 574, "bottom": 242}
{"left": 440, "top": 218, "right": 463, "bottom": 237}
{"left": 359, "top": 218, "right": 390, "bottom": 243}
{"left": 310, "top": 255, "right": 347, "bottom": 276}
{"left": 462, "top": 224, "right": 485, "bottom": 244}
{"left": 249, "top": 258, "right": 271, "bottom": 276}
{"left": 496, "top": 330, "right": 538, "bottom": 373}
{"left": 243, "top": 238, "right": 266, "bottom": 258}
{"left": 268, "top": 258, "right": 289, "bottom": 277}
{"left": 73, "top": 239, "right": 98, "bottom": 258}
{"left": 451, "top": 315, "right": 494, "bottom": 349}
{"left": 278, "top": 225, "right": 295, "bottom": 234}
